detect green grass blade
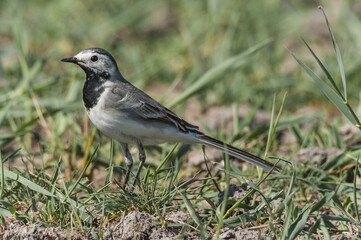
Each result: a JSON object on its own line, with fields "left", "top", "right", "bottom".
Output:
{"left": 3, "top": 169, "right": 55, "bottom": 197}
{"left": 264, "top": 95, "right": 276, "bottom": 159}
{"left": 179, "top": 191, "right": 206, "bottom": 240}
{"left": 202, "top": 147, "right": 221, "bottom": 193}
{"left": 308, "top": 218, "right": 320, "bottom": 238}
{"left": 321, "top": 9, "right": 347, "bottom": 100}
{"left": 2, "top": 148, "right": 22, "bottom": 164}
{"left": 281, "top": 162, "right": 296, "bottom": 240}
{"left": 281, "top": 198, "right": 294, "bottom": 240}
{"left": 319, "top": 217, "right": 331, "bottom": 240}
{"left": 0, "top": 208, "right": 14, "bottom": 217}
{"left": 289, "top": 50, "right": 360, "bottom": 126}
{"left": 0, "top": 201, "right": 15, "bottom": 215}
{"left": 155, "top": 143, "right": 179, "bottom": 174}
{"left": 105, "top": 140, "right": 115, "bottom": 185}
{"left": 332, "top": 195, "right": 358, "bottom": 225}
{"left": 0, "top": 104, "right": 11, "bottom": 127}
{"left": 302, "top": 39, "right": 344, "bottom": 100}
{"left": 310, "top": 192, "right": 334, "bottom": 213}
{"left": 62, "top": 146, "right": 98, "bottom": 203}
{"left": 286, "top": 166, "right": 296, "bottom": 198}
{"left": 51, "top": 158, "right": 61, "bottom": 194}
{"left": 223, "top": 159, "right": 280, "bottom": 218}
{"left": 215, "top": 152, "right": 230, "bottom": 239}
{"left": 264, "top": 92, "right": 287, "bottom": 159}
{"left": 354, "top": 156, "right": 360, "bottom": 222}
{"left": 247, "top": 181, "right": 270, "bottom": 209}
{"left": 0, "top": 153, "right": 3, "bottom": 199}
{"left": 288, "top": 207, "right": 311, "bottom": 240}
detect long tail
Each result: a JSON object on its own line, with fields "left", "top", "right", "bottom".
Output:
{"left": 196, "top": 134, "right": 276, "bottom": 171}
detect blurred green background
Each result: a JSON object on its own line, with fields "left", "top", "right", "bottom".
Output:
{"left": 2, "top": 1, "right": 361, "bottom": 109}
{"left": 1, "top": 0, "right": 361, "bottom": 172}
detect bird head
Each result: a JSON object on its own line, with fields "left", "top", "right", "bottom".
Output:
{"left": 61, "top": 48, "right": 119, "bottom": 78}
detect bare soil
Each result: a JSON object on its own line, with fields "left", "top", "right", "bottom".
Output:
{"left": 2, "top": 211, "right": 269, "bottom": 240}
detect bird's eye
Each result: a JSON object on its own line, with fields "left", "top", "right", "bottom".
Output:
{"left": 91, "top": 55, "right": 98, "bottom": 62}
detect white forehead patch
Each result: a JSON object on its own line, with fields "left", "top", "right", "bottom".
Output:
{"left": 74, "top": 51, "right": 94, "bottom": 61}
{"left": 74, "top": 50, "right": 112, "bottom": 64}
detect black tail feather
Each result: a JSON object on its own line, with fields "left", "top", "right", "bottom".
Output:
{"left": 197, "top": 134, "right": 276, "bottom": 171}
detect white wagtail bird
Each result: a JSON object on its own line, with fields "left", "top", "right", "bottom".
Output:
{"left": 61, "top": 48, "right": 276, "bottom": 188}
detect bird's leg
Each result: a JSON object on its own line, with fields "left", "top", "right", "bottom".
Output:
{"left": 119, "top": 143, "right": 133, "bottom": 188}
{"left": 131, "top": 142, "right": 146, "bottom": 188}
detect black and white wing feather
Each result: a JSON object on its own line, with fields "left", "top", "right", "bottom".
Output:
{"left": 107, "top": 83, "right": 199, "bottom": 133}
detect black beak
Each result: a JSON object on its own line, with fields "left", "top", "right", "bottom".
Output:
{"left": 61, "top": 57, "right": 78, "bottom": 64}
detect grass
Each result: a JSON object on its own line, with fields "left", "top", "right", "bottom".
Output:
{"left": 1, "top": 0, "right": 361, "bottom": 239}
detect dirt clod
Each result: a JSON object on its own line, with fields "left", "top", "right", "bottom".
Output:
{"left": 216, "top": 226, "right": 267, "bottom": 240}
{"left": 3, "top": 222, "right": 90, "bottom": 240}
{"left": 218, "top": 183, "right": 255, "bottom": 206}
{"left": 2, "top": 211, "right": 201, "bottom": 240}
{"left": 104, "top": 211, "right": 156, "bottom": 239}
{"left": 165, "top": 211, "right": 190, "bottom": 224}
{"left": 235, "top": 228, "right": 261, "bottom": 239}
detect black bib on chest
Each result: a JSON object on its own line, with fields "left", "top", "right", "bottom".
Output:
{"left": 83, "top": 73, "right": 105, "bottom": 110}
